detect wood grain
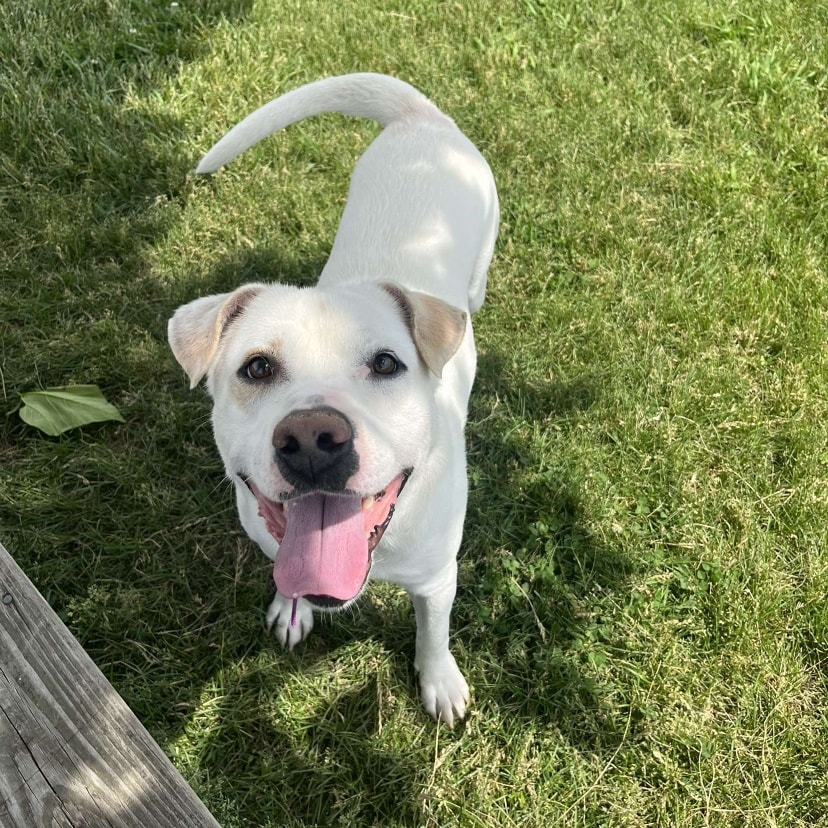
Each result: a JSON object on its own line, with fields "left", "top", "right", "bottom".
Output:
{"left": 0, "top": 542, "right": 221, "bottom": 827}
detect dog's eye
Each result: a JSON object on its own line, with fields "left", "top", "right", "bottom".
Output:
{"left": 244, "top": 356, "right": 273, "bottom": 380}
{"left": 371, "top": 352, "right": 400, "bottom": 376}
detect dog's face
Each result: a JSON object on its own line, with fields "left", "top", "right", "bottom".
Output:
{"left": 169, "top": 281, "right": 465, "bottom": 605}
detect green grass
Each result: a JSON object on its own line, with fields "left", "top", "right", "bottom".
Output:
{"left": 2, "top": 0, "right": 828, "bottom": 825}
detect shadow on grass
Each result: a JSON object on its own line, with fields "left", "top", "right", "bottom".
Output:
{"left": 0, "top": 0, "right": 271, "bottom": 601}
{"left": 2, "top": 5, "right": 630, "bottom": 819}
{"left": 196, "top": 246, "right": 327, "bottom": 295}
{"left": 460, "top": 350, "right": 635, "bottom": 753}
{"left": 0, "top": 1, "right": 264, "bottom": 402}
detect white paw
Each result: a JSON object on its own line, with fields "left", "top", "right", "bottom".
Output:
{"left": 416, "top": 653, "right": 470, "bottom": 727}
{"left": 266, "top": 593, "right": 314, "bottom": 650}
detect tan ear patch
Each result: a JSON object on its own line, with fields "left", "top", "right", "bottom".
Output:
{"left": 168, "top": 284, "right": 264, "bottom": 388}
{"left": 382, "top": 283, "right": 467, "bottom": 378}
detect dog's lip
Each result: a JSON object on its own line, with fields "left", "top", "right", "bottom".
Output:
{"left": 238, "top": 470, "right": 411, "bottom": 506}
{"left": 239, "top": 469, "right": 411, "bottom": 550}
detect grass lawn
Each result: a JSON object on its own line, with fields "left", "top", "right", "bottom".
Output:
{"left": 2, "top": 0, "right": 828, "bottom": 824}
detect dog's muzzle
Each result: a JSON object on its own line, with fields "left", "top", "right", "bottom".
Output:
{"left": 272, "top": 406, "right": 359, "bottom": 492}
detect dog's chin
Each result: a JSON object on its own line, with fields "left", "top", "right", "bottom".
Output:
{"left": 239, "top": 469, "right": 411, "bottom": 608}
{"left": 302, "top": 593, "right": 354, "bottom": 611}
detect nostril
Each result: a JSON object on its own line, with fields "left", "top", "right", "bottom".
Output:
{"left": 316, "top": 431, "right": 343, "bottom": 453}
{"left": 279, "top": 434, "right": 300, "bottom": 455}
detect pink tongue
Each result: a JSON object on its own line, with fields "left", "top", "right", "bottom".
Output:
{"left": 273, "top": 493, "right": 369, "bottom": 602}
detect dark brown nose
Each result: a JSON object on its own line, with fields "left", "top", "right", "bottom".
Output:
{"left": 272, "top": 406, "right": 357, "bottom": 491}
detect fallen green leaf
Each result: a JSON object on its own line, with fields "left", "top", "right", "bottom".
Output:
{"left": 19, "top": 385, "right": 125, "bottom": 436}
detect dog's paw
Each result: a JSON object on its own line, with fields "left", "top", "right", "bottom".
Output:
{"left": 266, "top": 593, "right": 314, "bottom": 650}
{"left": 416, "top": 653, "right": 470, "bottom": 727}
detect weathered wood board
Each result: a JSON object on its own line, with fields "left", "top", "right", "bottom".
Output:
{"left": 0, "top": 541, "right": 221, "bottom": 827}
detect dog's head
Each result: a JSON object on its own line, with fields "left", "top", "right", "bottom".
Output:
{"left": 168, "top": 281, "right": 466, "bottom": 607}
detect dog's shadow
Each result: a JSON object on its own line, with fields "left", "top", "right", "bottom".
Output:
{"left": 454, "top": 350, "right": 634, "bottom": 752}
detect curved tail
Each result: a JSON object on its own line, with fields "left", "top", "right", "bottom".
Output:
{"left": 196, "top": 73, "right": 447, "bottom": 174}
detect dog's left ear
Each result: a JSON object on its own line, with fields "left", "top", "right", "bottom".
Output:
{"left": 168, "top": 284, "right": 264, "bottom": 388}
{"left": 382, "top": 284, "right": 467, "bottom": 378}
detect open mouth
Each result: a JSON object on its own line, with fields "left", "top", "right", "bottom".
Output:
{"left": 242, "top": 471, "right": 410, "bottom": 607}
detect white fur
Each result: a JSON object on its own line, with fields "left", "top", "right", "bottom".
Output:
{"left": 169, "top": 74, "right": 498, "bottom": 725}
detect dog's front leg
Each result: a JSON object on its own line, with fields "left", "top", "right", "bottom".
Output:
{"left": 409, "top": 563, "right": 469, "bottom": 726}
{"left": 266, "top": 592, "right": 314, "bottom": 650}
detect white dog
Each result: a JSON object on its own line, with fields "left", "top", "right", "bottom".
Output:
{"left": 168, "top": 74, "right": 498, "bottom": 725}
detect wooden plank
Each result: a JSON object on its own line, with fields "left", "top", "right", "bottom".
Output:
{"left": 0, "top": 542, "right": 221, "bottom": 827}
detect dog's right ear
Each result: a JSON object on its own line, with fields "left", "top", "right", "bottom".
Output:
{"left": 168, "top": 285, "right": 264, "bottom": 388}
